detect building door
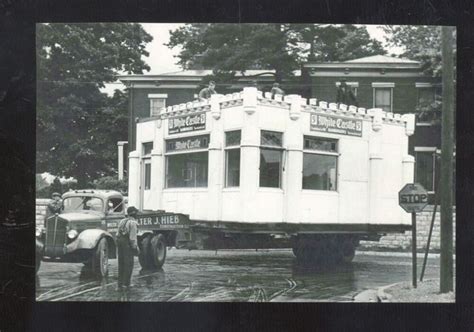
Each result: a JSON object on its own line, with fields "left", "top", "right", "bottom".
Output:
{"left": 140, "top": 158, "right": 152, "bottom": 210}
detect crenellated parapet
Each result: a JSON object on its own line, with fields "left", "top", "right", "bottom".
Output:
{"left": 149, "top": 87, "right": 415, "bottom": 136}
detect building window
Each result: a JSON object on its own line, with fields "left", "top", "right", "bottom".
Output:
{"left": 165, "top": 135, "right": 209, "bottom": 188}
{"left": 148, "top": 94, "right": 168, "bottom": 117}
{"left": 142, "top": 142, "right": 153, "bottom": 190}
{"left": 336, "top": 81, "right": 358, "bottom": 97}
{"left": 225, "top": 130, "right": 241, "bottom": 187}
{"left": 142, "top": 142, "right": 153, "bottom": 156}
{"left": 259, "top": 130, "right": 283, "bottom": 188}
{"left": 415, "top": 148, "right": 437, "bottom": 192}
{"left": 144, "top": 162, "right": 151, "bottom": 190}
{"left": 302, "top": 136, "right": 338, "bottom": 191}
{"left": 374, "top": 88, "right": 392, "bottom": 113}
{"left": 417, "top": 87, "right": 435, "bottom": 107}
{"left": 372, "top": 83, "right": 394, "bottom": 113}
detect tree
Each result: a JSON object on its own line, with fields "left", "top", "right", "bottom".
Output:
{"left": 36, "top": 23, "right": 152, "bottom": 187}
{"left": 383, "top": 25, "right": 456, "bottom": 78}
{"left": 167, "top": 24, "right": 386, "bottom": 83}
{"left": 292, "top": 24, "right": 386, "bottom": 62}
{"left": 167, "top": 24, "right": 300, "bottom": 82}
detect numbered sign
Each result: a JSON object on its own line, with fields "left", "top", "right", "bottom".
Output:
{"left": 398, "top": 183, "right": 429, "bottom": 213}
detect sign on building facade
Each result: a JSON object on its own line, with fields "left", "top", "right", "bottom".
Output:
{"left": 310, "top": 113, "right": 362, "bottom": 137}
{"left": 166, "top": 135, "right": 210, "bottom": 152}
{"left": 168, "top": 113, "right": 206, "bottom": 134}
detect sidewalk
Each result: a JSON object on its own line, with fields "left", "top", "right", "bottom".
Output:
{"left": 354, "top": 279, "right": 455, "bottom": 303}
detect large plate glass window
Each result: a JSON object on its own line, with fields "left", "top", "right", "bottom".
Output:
{"left": 259, "top": 130, "right": 284, "bottom": 188}
{"left": 225, "top": 130, "right": 241, "bottom": 187}
{"left": 165, "top": 135, "right": 209, "bottom": 188}
{"left": 302, "top": 136, "right": 338, "bottom": 191}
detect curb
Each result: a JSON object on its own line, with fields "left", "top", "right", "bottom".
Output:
{"left": 353, "top": 282, "right": 402, "bottom": 303}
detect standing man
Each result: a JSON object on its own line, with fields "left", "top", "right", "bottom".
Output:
{"left": 198, "top": 80, "right": 216, "bottom": 101}
{"left": 336, "top": 79, "right": 358, "bottom": 107}
{"left": 270, "top": 82, "right": 285, "bottom": 99}
{"left": 117, "top": 206, "right": 140, "bottom": 290}
{"left": 46, "top": 192, "right": 63, "bottom": 218}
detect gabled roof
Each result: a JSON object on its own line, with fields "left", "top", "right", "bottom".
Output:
{"left": 344, "top": 55, "right": 419, "bottom": 64}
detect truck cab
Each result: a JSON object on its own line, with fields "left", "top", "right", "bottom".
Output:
{"left": 36, "top": 189, "right": 189, "bottom": 278}
{"left": 36, "top": 190, "right": 123, "bottom": 277}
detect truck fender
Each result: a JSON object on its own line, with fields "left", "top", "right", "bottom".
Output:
{"left": 67, "top": 229, "right": 117, "bottom": 258}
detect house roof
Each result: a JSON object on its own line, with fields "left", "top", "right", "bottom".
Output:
{"left": 303, "top": 54, "right": 421, "bottom": 72}
{"left": 118, "top": 69, "right": 301, "bottom": 82}
{"left": 344, "top": 55, "right": 419, "bottom": 64}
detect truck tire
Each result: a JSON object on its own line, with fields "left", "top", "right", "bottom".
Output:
{"left": 337, "top": 240, "right": 356, "bottom": 263}
{"left": 150, "top": 234, "right": 167, "bottom": 269}
{"left": 292, "top": 238, "right": 322, "bottom": 264}
{"left": 91, "top": 238, "right": 109, "bottom": 278}
{"left": 138, "top": 235, "right": 153, "bottom": 269}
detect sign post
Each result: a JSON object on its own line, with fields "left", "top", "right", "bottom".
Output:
{"left": 399, "top": 183, "right": 429, "bottom": 288}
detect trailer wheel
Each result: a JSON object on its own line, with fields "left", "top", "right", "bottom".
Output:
{"left": 337, "top": 240, "right": 356, "bottom": 263}
{"left": 292, "top": 238, "right": 322, "bottom": 263}
{"left": 138, "top": 235, "right": 153, "bottom": 269}
{"left": 150, "top": 234, "right": 167, "bottom": 269}
{"left": 91, "top": 238, "right": 109, "bottom": 278}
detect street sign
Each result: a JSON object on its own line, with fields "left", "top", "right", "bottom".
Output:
{"left": 398, "top": 183, "right": 429, "bottom": 213}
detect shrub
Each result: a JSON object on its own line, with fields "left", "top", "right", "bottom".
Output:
{"left": 93, "top": 176, "right": 128, "bottom": 194}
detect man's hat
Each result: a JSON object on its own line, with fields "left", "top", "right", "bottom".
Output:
{"left": 52, "top": 192, "right": 61, "bottom": 197}
{"left": 209, "top": 80, "right": 216, "bottom": 85}
{"left": 127, "top": 206, "right": 139, "bottom": 215}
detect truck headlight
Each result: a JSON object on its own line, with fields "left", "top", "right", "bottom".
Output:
{"left": 67, "top": 229, "right": 78, "bottom": 239}
{"left": 35, "top": 227, "right": 42, "bottom": 237}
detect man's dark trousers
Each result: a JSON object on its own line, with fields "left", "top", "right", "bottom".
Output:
{"left": 117, "top": 236, "right": 134, "bottom": 287}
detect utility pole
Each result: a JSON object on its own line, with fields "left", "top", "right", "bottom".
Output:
{"left": 440, "top": 26, "right": 454, "bottom": 293}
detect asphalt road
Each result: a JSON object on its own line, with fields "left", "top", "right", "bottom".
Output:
{"left": 36, "top": 249, "right": 442, "bottom": 302}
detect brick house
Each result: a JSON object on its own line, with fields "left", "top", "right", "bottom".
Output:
{"left": 119, "top": 55, "right": 443, "bottom": 201}
{"left": 301, "top": 55, "right": 443, "bottom": 202}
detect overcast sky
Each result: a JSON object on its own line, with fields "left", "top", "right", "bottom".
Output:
{"left": 102, "top": 23, "right": 402, "bottom": 95}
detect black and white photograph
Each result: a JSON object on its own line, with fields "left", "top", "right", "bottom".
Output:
{"left": 32, "top": 22, "right": 456, "bottom": 303}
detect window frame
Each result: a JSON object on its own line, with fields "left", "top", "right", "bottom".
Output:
{"left": 163, "top": 134, "right": 210, "bottom": 189}
{"left": 414, "top": 147, "right": 437, "bottom": 194}
{"left": 259, "top": 130, "right": 284, "bottom": 189}
{"left": 302, "top": 136, "right": 339, "bottom": 192}
{"left": 142, "top": 141, "right": 153, "bottom": 157}
{"left": 148, "top": 93, "right": 168, "bottom": 117}
{"left": 224, "top": 130, "right": 241, "bottom": 188}
{"left": 372, "top": 82, "right": 394, "bottom": 113}
{"left": 336, "top": 81, "right": 359, "bottom": 97}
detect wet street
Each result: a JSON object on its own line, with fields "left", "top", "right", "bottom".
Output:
{"left": 36, "top": 249, "right": 442, "bottom": 302}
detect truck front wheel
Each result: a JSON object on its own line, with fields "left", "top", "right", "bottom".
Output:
{"left": 150, "top": 234, "right": 167, "bottom": 269}
{"left": 91, "top": 238, "right": 109, "bottom": 278}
